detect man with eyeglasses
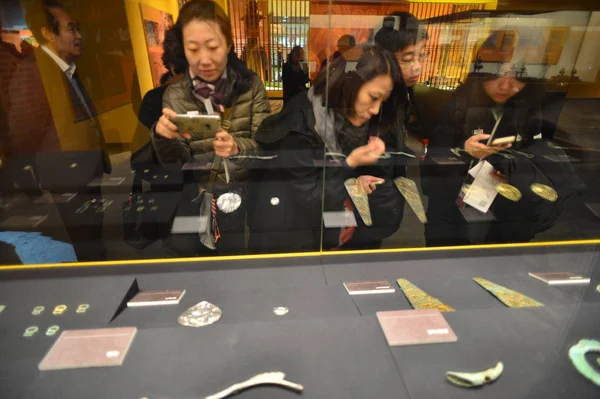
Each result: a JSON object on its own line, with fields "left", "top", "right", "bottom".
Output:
{"left": 374, "top": 13, "right": 428, "bottom": 146}
{"left": 375, "top": 13, "right": 428, "bottom": 89}
{"left": 8, "top": 0, "right": 111, "bottom": 261}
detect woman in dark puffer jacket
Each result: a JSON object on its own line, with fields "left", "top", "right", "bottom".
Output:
{"left": 153, "top": 0, "right": 270, "bottom": 256}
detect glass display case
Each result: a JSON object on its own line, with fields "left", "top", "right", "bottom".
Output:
{"left": 0, "top": 0, "right": 599, "bottom": 398}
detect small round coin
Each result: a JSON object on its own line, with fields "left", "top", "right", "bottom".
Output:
{"left": 273, "top": 306, "right": 289, "bottom": 316}
{"left": 216, "top": 193, "right": 242, "bottom": 213}
{"left": 531, "top": 183, "right": 558, "bottom": 202}
{"left": 496, "top": 183, "right": 522, "bottom": 202}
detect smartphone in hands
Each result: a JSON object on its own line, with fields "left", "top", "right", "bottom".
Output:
{"left": 171, "top": 114, "right": 221, "bottom": 140}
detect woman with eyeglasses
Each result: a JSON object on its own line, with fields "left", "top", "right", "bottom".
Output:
{"left": 424, "top": 50, "right": 585, "bottom": 246}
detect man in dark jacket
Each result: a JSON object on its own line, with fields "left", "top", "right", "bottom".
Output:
{"left": 8, "top": 1, "right": 111, "bottom": 261}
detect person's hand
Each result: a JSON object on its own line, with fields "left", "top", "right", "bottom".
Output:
{"left": 346, "top": 136, "right": 386, "bottom": 168}
{"left": 357, "top": 175, "right": 384, "bottom": 194}
{"left": 213, "top": 130, "right": 239, "bottom": 158}
{"left": 156, "top": 108, "right": 191, "bottom": 140}
{"left": 464, "top": 133, "right": 511, "bottom": 159}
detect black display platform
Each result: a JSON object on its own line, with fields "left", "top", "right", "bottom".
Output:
{"left": 0, "top": 244, "right": 599, "bottom": 398}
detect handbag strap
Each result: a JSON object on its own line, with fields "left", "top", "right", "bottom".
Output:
{"left": 206, "top": 101, "right": 236, "bottom": 193}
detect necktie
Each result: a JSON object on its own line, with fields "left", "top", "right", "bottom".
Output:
{"left": 69, "top": 72, "right": 96, "bottom": 121}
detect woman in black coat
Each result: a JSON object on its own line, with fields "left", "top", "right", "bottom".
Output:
{"left": 248, "top": 46, "right": 410, "bottom": 253}
{"left": 424, "top": 69, "right": 585, "bottom": 246}
{"left": 282, "top": 46, "right": 309, "bottom": 105}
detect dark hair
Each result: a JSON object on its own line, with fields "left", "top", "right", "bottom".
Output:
{"left": 287, "top": 46, "right": 303, "bottom": 64}
{"left": 159, "top": 71, "right": 174, "bottom": 86}
{"left": 25, "top": 0, "right": 65, "bottom": 44}
{"left": 313, "top": 45, "right": 405, "bottom": 134}
{"left": 170, "top": 0, "right": 254, "bottom": 94}
{"left": 375, "top": 12, "right": 428, "bottom": 54}
{"left": 176, "top": 0, "right": 233, "bottom": 48}
{"left": 454, "top": 73, "right": 545, "bottom": 145}
{"left": 459, "top": 72, "right": 544, "bottom": 105}
{"left": 162, "top": 27, "right": 187, "bottom": 75}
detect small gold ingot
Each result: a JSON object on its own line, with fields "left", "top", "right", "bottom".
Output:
{"left": 52, "top": 304, "right": 67, "bottom": 315}
{"left": 23, "top": 326, "right": 39, "bottom": 337}
{"left": 32, "top": 306, "right": 45, "bottom": 315}
{"left": 531, "top": 183, "right": 558, "bottom": 202}
{"left": 496, "top": 183, "right": 522, "bottom": 202}
{"left": 45, "top": 325, "right": 60, "bottom": 336}
{"left": 76, "top": 304, "right": 89, "bottom": 314}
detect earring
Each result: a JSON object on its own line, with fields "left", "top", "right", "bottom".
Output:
{"left": 513, "top": 87, "right": 519, "bottom": 92}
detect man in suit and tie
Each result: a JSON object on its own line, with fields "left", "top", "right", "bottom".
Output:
{"left": 8, "top": 0, "right": 111, "bottom": 261}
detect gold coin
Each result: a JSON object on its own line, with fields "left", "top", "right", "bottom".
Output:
{"left": 496, "top": 183, "right": 522, "bottom": 202}
{"left": 531, "top": 183, "right": 558, "bottom": 202}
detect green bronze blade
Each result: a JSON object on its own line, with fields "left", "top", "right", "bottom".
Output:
{"left": 473, "top": 277, "right": 543, "bottom": 308}
{"left": 344, "top": 178, "right": 372, "bottom": 226}
{"left": 394, "top": 177, "right": 427, "bottom": 224}
{"left": 397, "top": 279, "right": 455, "bottom": 312}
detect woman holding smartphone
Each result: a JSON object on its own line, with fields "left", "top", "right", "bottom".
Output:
{"left": 424, "top": 48, "right": 584, "bottom": 246}
{"left": 153, "top": 0, "right": 270, "bottom": 256}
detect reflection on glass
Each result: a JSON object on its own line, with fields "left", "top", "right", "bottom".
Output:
{"left": 0, "top": 1, "right": 598, "bottom": 265}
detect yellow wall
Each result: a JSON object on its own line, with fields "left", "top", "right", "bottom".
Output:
{"left": 215, "top": 0, "right": 228, "bottom": 14}
{"left": 99, "top": 0, "right": 179, "bottom": 144}
{"left": 125, "top": 0, "right": 180, "bottom": 99}
{"left": 103, "top": 0, "right": 230, "bottom": 144}
{"left": 126, "top": 0, "right": 227, "bottom": 99}
{"left": 97, "top": 105, "right": 137, "bottom": 144}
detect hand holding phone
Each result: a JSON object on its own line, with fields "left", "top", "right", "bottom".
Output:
{"left": 156, "top": 108, "right": 222, "bottom": 141}
{"left": 490, "top": 136, "right": 516, "bottom": 146}
{"left": 171, "top": 114, "right": 221, "bottom": 141}
{"left": 156, "top": 108, "right": 187, "bottom": 140}
{"left": 465, "top": 134, "right": 512, "bottom": 159}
